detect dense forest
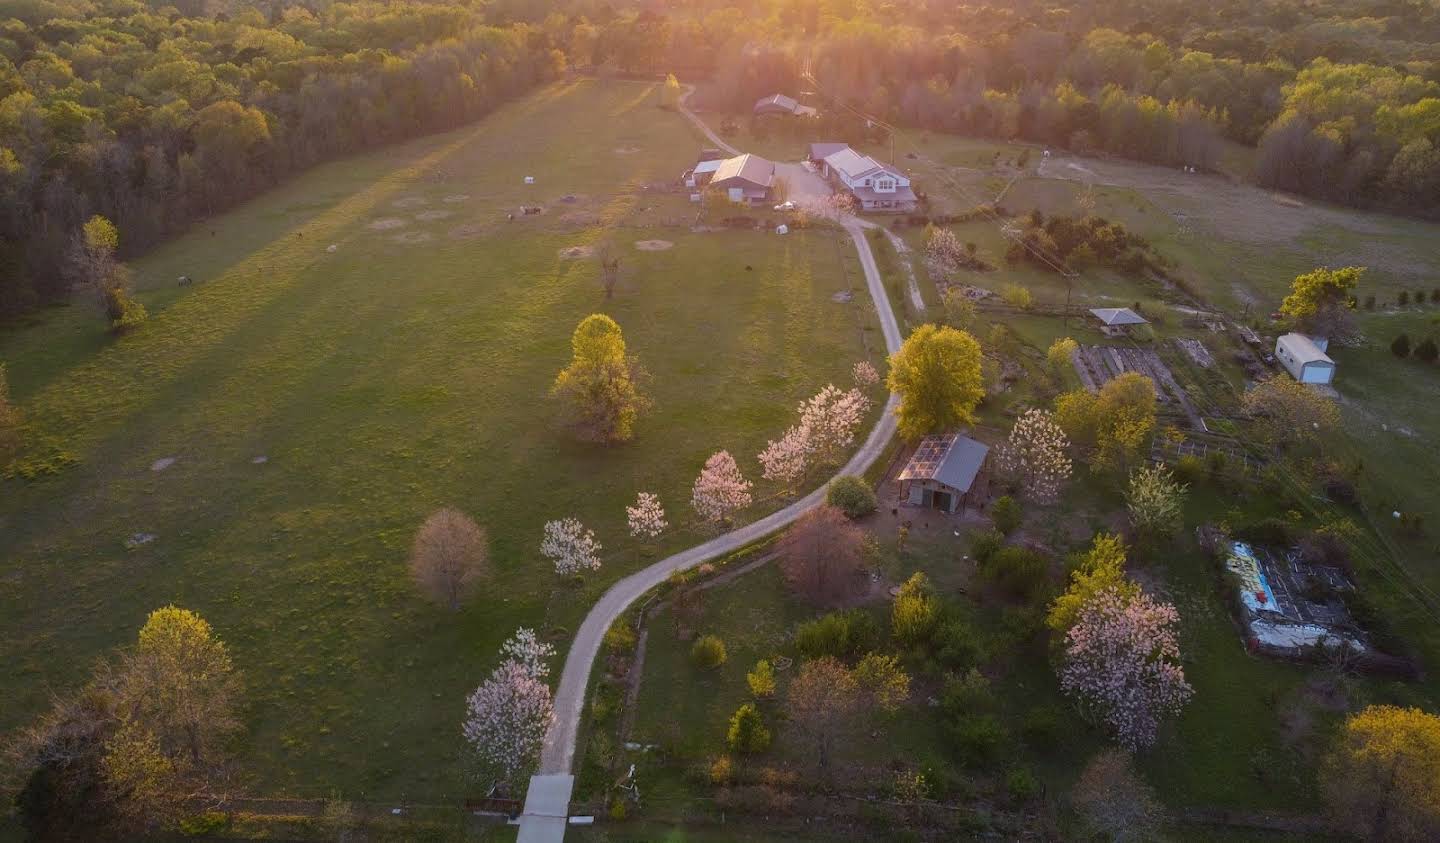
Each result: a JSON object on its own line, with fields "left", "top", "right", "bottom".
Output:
{"left": 3, "top": 0, "right": 1440, "bottom": 318}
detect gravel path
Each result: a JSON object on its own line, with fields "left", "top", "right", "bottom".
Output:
{"left": 517, "top": 86, "right": 905, "bottom": 843}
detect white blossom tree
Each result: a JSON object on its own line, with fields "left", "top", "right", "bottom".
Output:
{"left": 541, "top": 517, "right": 602, "bottom": 575}
{"left": 462, "top": 659, "right": 554, "bottom": 784}
{"left": 1059, "top": 587, "right": 1193, "bottom": 751}
{"left": 692, "top": 450, "right": 753, "bottom": 526}
{"left": 758, "top": 423, "right": 813, "bottom": 491}
{"left": 1125, "top": 463, "right": 1188, "bottom": 538}
{"left": 799, "top": 385, "right": 870, "bottom": 465}
{"left": 852, "top": 361, "right": 880, "bottom": 389}
{"left": 625, "top": 491, "right": 668, "bottom": 539}
{"left": 499, "top": 627, "right": 556, "bottom": 680}
{"left": 996, "top": 408, "right": 1073, "bottom": 504}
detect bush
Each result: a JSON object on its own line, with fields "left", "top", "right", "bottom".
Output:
{"left": 970, "top": 530, "right": 1004, "bottom": 565}
{"left": 991, "top": 495, "right": 1021, "bottom": 535}
{"left": 691, "top": 635, "right": 727, "bottom": 669}
{"left": 727, "top": 703, "right": 771, "bottom": 753}
{"left": 1006, "top": 766, "right": 1039, "bottom": 802}
{"left": 1234, "top": 517, "right": 1295, "bottom": 547}
{"left": 795, "top": 610, "right": 880, "bottom": 661}
{"left": 1172, "top": 455, "right": 1205, "bottom": 485}
{"left": 933, "top": 616, "right": 986, "bottom": 671}
{"left": 891, "top": 574, "right": 939, "bottom": 646}
{"left": 747, "top": 659, "right": 776, "bottom": 698}
{"left": 709, "top": 754, "right": 734, "bottom": 785}
{"left": 1417, "top": 337, "right": 1439, "bottom": 363}
{"left": 179, "top": 812, "right": 229, "bottom": 836}
{"left": 1021, "top": 705, "right": 1065, "bottom": 752}
{"left": 945, "top": 714, "right": 1008, "bottom": 767}
{"left": 979, "top": 545, "right": 1050, "bottom": 601}
{"left": 827, "top": 476, "right": 877, "bottom": 518}
{"left": 604, "top": 618, "right": 636, "bottom": 654}
{"left": 1392, "top": 334, "right": 1412, "bottom": 358}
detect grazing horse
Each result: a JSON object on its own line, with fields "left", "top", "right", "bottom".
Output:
{"left": 177, "top": 275, "right": 193, "bottom": 286}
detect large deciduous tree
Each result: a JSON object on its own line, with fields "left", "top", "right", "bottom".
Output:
{"left": 1241, "top": 374, "right": 1340, "bottom": 453}
{"left": 785, "top": 657, "right": 864, "bottom": 774}
{"left": 1322, "top": 705, "right": 1440, "bottom": 841}
{"left": 409, "top": 508, "right": 489, "bottom": 610}
{"left": 691, "top": 450, "right": 752, "bottom": 526}
{"left": 68, "top": 215, "right": 145, "bottom": 333}
{"left": 541, "top": 517, "right": 602, "bottom": 575}
{"left": 778, "top": 505, "right": 866, "bottom": 606}
{"left": 550, "top": 314, "right": 649, "bottom": 444}
{"left": 1047, "top": 533, "right": 1138, "bottom": 634}
{"left": 1055, "top": 372, "right": 1156, "bottom": 475}
{"left": 1280, "top": 266, "right": 1363, "bottom": 338}
{"left": 1059, "top": 588, "right": 1192, "bottom": 751}
{"left": 886, "top": 324, "right": 985, "bottom": 441}
{"left": 798, "top": 384, "right": 870, "bottom": 464}
{"left": 1125, "top": 463, "right": 1188, "bottom": 538}
{"left": 462, "top": 659, "right": 554, "bottom": 786}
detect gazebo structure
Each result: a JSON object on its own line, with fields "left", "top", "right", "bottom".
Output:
{"left": 1089, "top": 307, "right": 1149, "bottom": 337}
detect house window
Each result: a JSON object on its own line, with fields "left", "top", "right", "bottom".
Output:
{"left": 877, "top": 178, "right": 894, "bottom": 191}
{"left": 863, "top": 178, "right": 871, "bottom": 186}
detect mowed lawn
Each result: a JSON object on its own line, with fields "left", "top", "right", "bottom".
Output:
{"left": 0, "top": 79, "right": 882, "bottom": 800}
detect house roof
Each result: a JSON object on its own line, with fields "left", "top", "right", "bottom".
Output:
{"left": 809, "top": 142, "right": 849, "bottom": 160}
{"left": 711, "top": 153, "right": 774, "bottom": 188}
{"left": 1089, "top": 307, "right": 1149, "bottom": 327}
{"left": 1277, "top": 333, "right": 1335, "bottom": 367}
{"left": 897, "top": 433, "right": 990, "bottom": 494}
{"left": 851, "top": 185, "right": 918, "bottom": 203}
{"left": 823, "top": 147, "right": 886, "bottom": 180}
{"left": 692, "top": 159, "right": 724, "bottom": 175}
{"left": 755, "top": 93, "right": 799, "bottom": 113}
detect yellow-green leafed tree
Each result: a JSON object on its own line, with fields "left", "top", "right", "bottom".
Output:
{"left": 661, "top": 73, "right": 682, "bottom": 109}
{"left": 1048, "top": 533, "right": 1138, "bottom": 633}
{"left": 1280, "top": 266, "right": 1363, "bottom": 337}
{"left": 1323, "top": 705, "right": 1440, "bottom": 841}
{"left": 886, "top": 324, "right": 984, "bottom": 441}
{"left": 551, "top": 313, "right": 649, "bottom": 444}
{"left": 1055, "top": 371, "right": 1156, "bottom": 475}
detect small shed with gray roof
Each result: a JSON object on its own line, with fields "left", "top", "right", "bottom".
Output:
{"left": 898, "top": 433, "right": 990, "bottom": 513}
{"left": 1275, "top": 332, "right": 1336, "bottom": 384}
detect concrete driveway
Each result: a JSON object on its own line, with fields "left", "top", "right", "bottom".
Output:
{"left": 774, "top": 161, "right": 833, "bottom": 205}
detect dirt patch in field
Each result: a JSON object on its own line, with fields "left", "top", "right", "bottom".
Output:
{"left": 448, "top": 223, "right": 490, "bottom": 240}
{"left": 614, "top": 146, "right": 642, "bottom": 155}
{"left": 635, "top": 239, "right": 674, "bottom": 251}
{"left": 442, "top": 194, "right": 469, "bottom": 203}
{"left": 558, "top": 245, "right": 595, "bottom": 260}
{"left": 415, "top": 210, "right": 452, "bottom": 221}
{"left": 559, "top": 211, "right": 600, "bottom": 227}
{"left": 393, "top": 231, "right": 433, "bottom": 244}
{"left": 368, "top": 218, "right": 407, "bottom": 231}
{"left": 392, "top": 196, "right": 427, "bottom": 208}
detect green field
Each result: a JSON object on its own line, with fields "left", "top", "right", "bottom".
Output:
{"left": 0, "top": 79, "right": 884, "bottom": 800}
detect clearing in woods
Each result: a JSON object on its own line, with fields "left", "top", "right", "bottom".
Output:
{"left": 0, "top": 79, "right": 883, "bottom": 799}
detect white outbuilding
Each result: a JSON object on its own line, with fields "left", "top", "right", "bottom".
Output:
{"left": 1275, "top": 333, "right": 1335, "bottom": 384}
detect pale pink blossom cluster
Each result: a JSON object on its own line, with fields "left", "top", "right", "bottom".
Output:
{"left": 462, "top": 631, "right": 556, "bottom": 784}
{"left": 540, "top": 517, "right": 602, "bottom": 575}
{"left": 1059, "top": 587, "right": 1194, "bottom": 751}
{"left": 625, "top": 491, "right": 668, "bottom": 539}
{"left": 758, "top": 423, "right": 813, "bottom": 489}
{"left": 996, "top": 408, "right": 1073, "bottom": 503}
{"left": 691, "top": 450, "right": 753, "bottom": 525}
{"left": 852, "top": 360, "right": 880, "bottom": 388}
{"left": 499, "top": 627, "right": 556, "bottom": 680}
{"left": 798, "top": 384, "right": 870, "bottom": 465}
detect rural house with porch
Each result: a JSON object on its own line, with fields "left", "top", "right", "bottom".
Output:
{"left": 818, "top": 146, "right": 917, "bottom": 212}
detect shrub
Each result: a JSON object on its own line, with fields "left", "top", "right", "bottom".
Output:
{"left": 179, "top": 812, "right": 229, "bottom": 836}
{"left": 795, "top": 610, "right": 880, "bottom": 661}
{"left": 991, "top": 495, "right": 1021, "bottom": 535}
{"left": 979, "top": 545, "right": 1050, "bottom": 601}
{"left": 827, "top": 476, "right": 878, "bottom": 518}
{"left": 1021, "top": 705, "right": 1065, "bottom": 752}
{"left": 709, "top": 754, "right": 734, "bottom": 785}
{"left": 1172, "top": 455, "right": 1204, "bottom": 485}
{"left": 727, "top": 703, "right": 771, "bottom": 753}
{"left": 1392, "top": 334, "right": 1412, "bottom": 358}
{"left": 1417, "top": 338, "right": 1439, "bottom": 364}
{"left": 946, "top": 714, "right": 1007, "bottom": 767}
{"left": 1400, "top": 291, "right": 1410, "bottom": 306}
{"left": 746, "top": 659, "right": 776, "bottom": 698}
{"left": 1364, "top": 295, "right": 1376, "bottom": 310}
{"left": 1235, "top": 517, "right": 1295, "bottom": 547}
{"left": 1006, "top": 766, "right": 1039, "bottom": 802}
{"left": 891, "top": 573, "right": 939, "bottom": 646}
{"left": 933, "top": 616, "right": 986, "bottom": 671}
{"left": 691, "top": 635, "right": 727, "bottom": 669}
{"left": 1000, "top": 283, "right": 1034, "bottom": 309}
{"left": 970, "top": 530, "right": 1004, "bottom": 565}
{"left": 604, "top": 618, "right": 636, "bottom": 654}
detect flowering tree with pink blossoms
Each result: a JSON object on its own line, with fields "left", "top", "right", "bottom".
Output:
{"left": 692, "top": 450, "right": 753, "bottom": 526}
{"left": 852, "top": 361, "right": 880, "bottom": 389}
{"left": 996, "top": 408, "right": 1073, "bottom": 504}
{"left": 462, "top": 658, "right": 554, "bottom": 785}
{"left": 1059, "top": 587, "right": 1193, "bottom": 751}
{"left": 541, "top": 517, "right": 602, "bottom": 575}
{"left": 799, "top": 385, "right": 870, "bottom": 465}
{"left": 758, "top": 423, "right": 814, "bottom": 491}
{"left": 625, "top": 491, "right": 668, "bottom": 539}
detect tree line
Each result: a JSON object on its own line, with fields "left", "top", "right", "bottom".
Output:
{"left": 0, "top": 0, "right": 565, "bottom": 318}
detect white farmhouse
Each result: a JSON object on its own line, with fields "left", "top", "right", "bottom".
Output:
{"left": 1275, "top": 333, "right": 1336, "bottom": 384}
{"left": 819, "top": 147, "right": 917, "bottom": 212}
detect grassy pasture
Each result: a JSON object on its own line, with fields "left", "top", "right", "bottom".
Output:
{"left": 0, "top": 79, "right": 883, "bottom": 800}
